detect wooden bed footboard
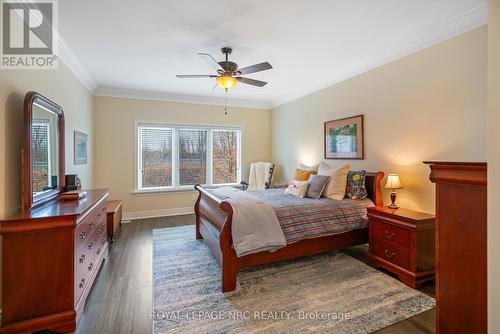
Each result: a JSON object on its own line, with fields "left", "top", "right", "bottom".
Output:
{"left": 194, "top": 171, "right": 384, "bottom": 292}
{"left": 194, "top": 184, "right": 239, "bottom": 291}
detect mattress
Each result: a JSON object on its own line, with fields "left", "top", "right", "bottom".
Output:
{"left": 249, "top": 189, "right": 374, "bottom": 244}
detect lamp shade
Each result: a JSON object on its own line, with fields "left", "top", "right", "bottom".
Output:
{"left": 216, "top": 75, "right": 237, "bottom": 89}
{"left": 385, "top": 174, "right": 403, "bottom": 189}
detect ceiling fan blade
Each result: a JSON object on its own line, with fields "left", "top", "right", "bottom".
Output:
{"left": 237, "top": 62, "right": 272, "bottom": 75}
{"left": 197, "top": 53, "right": 224, "bottom": 71}
{"left": 236, "top": 77, "right": 267, "bottom": 87}
{"left": 176, "top": 74, "right": 218, "bottom": 78}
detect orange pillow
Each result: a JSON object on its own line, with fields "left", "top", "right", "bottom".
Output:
{"left": 294, "top": 168, "right": 317, "bottom": 181}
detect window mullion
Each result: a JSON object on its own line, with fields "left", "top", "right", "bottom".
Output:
{"left": 137, "top": 126, "right": 143, "bottom": 190}
{"left": 172, "top": 128, "right": 178, "bottom": 187}
{"left": 237, "top": 130, "right": 242, "bottom": 183}
{"left": 206, "top": 129, "right": 213, "bottom": 186}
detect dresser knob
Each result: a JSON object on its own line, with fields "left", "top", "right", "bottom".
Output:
{"left": 384, "top": 249, "right": 396, "bottom": 258}
{"left": 384, "top": 230, "right": 396, "bottom": 239}
{"left": 88, "top": 242, "right": 93, "bottom": 249}
{"left": 80, "top": 231, "right": 86, "bottom": 239}
{"left": 79, "top": 279, "right": 85, "bottom": 289}
{"left": 97, "top": 248, "right": 101, "bottom": 255}
{"left": 79, "top": 254, "right": 85, "bottom": 263}
{"left": 89, "top": 222, "right": 94, "bottom": 229}
{"left": 88, "top": 263, "right": 93, "bottom": 271}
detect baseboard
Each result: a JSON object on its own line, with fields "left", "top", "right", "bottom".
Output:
{"left": 122, "top": 207, "right": 194, "bottom": 221}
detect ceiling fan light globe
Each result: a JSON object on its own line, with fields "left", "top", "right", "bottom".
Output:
{"left": 216, "top": 76, "right": 237, "bottom": 89}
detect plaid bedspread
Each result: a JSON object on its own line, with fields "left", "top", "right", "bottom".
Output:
{"left": 249, "top": 189, "right": 374, "bottom": 244}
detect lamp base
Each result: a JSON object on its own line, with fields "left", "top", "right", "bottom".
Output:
{"left": 389, "top": 191, "right": 399, "bottom": 209}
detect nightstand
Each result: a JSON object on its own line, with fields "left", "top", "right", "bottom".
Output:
{"left": 367, "top": 206, "right": 435, "bottom": 289}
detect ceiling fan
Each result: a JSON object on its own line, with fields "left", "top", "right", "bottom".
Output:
{"left": 176, "top": 47, "right": 272, "bottom": 90}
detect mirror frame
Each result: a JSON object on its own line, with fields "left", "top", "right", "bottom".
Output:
{"left": 23, "top": 91, "right": 65, "bottom": 211}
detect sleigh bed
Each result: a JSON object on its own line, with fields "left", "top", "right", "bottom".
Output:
{"left": 194, "top": 171, "right": 384, "bottom": 292}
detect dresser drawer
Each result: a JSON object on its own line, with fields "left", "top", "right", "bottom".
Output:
{"left": 372, "top": 238, "right": 410, "bottom": 270}
{"left": 76, "top": 230, "right": 97, "bottom": 301}
{"left": 76, "top": 202, "right": 106, "bottom": 249}
{"left": 371, "top": 220, "right": 410, "bottom": 248}
{"left": 94, "top": 221, "right": 107, "bottom": 259}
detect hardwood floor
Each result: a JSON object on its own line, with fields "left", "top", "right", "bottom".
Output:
{"left": 77, "top": 214, "right": 435, "bottom": 334}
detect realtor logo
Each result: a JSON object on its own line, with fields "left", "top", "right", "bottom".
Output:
{"left": 1, "top": 0, "right": 58, "bottom": 69}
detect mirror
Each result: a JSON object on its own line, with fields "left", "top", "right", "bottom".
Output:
{"left": 23, "top": 92, "right": 65, "bottom": 210}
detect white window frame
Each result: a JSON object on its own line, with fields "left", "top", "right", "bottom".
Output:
{"left": 135, "top": 123, "right": 242, "bottom": 193}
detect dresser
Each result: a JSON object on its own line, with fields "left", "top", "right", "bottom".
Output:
{"left": 367, "top": 206, "right": 435, "bottom": 289}
{"left": 425, "top": 161, "right": 487, "bottom": 334}
{"left": 0, "top": 189, "right": 108, "bottom": 333}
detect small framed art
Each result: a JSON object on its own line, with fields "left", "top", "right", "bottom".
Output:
{"left": 74, "top": 131, "right": 88, "bottom": 165}
{"left": 324, "top": 114, "right": 364, "bottom": 159}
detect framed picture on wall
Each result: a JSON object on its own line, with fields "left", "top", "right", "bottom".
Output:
{"left": 324, "top": 115, "right": 364, "bottom": 159}
{"left": 74, "top": 131, "right": 88, "bottom": 165}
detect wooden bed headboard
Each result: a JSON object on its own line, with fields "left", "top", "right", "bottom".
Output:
{"left": 365, "top": 171, "right": 385, "bottom": 207}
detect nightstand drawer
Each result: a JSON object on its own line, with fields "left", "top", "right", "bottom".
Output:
{"left": 371, "top": 220, "right": 410, "bottom": 248}
{"left": 372, "top": 238, "right": 409, "bottom": 269}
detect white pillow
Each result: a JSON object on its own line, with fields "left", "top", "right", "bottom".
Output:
{"left": 317, "top": 162, "right": 351, "bottom": 200}
{"left": 283, "top": 180, "right": 309, "bottom": 197}
{"left": 299, "top": 163, "right": 319, "bottom": 171}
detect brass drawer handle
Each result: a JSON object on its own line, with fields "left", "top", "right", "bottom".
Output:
{"left": 384, "top": 230, "right": 396, "bottom": 239}
{"left": 80, "top": 231, "right": 86, "bottom": 239}
{"left": 88, "top": 263, "right": 93, "bottom": 271}
{"left": 79, "top": 254, "right": 85, "bottom": 264}
{"left": 89, "top": 222, "right": 95, "bottom": 229}
{"left": 88, "top": 242, "right": 94, "bottom": 249}
{"left": 384, "top": 249, "right": 396, "bottom": 259}
{"left": 79, "top": 279, "right": 85, "bottom": 289}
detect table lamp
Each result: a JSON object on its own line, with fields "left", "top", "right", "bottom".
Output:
{"left": 385, "top": 174, "right": 403, "bottom": 209}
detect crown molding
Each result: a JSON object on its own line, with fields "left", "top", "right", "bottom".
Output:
{"left": 56, "top": 34, "right": 97, "bottom": 93}
{"left": 94, "top": 87, "right": 270, "bottom": 109}
{"left": 53, "top": 3, "right": 487, "bottom": 109}
{"left": 269, "top": 3, "right": 488, "bottom": 108}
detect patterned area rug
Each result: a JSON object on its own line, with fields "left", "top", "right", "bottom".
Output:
{"left": 153, "top": 225, "right": 435, "bottom": 333}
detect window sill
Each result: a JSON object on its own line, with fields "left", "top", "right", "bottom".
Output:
{"left": 132, "top": 183, "right": 242, "bottom": 195}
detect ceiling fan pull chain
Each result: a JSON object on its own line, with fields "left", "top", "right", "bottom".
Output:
{"left": 224, "top": 88, "right": 228, "bottom": 115}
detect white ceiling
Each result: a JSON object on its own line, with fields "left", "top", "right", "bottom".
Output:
{"left": 58, "top": 0, "right": 487, "bottom": 108}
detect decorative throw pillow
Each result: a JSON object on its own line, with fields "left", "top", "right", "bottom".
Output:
{"left": 317, "top": 162, "right": 351, "bottom": 200}
{"left": 293, "top": 168, "right": 317, "bottom": 181}
{"left": 345, "top": 170, "right": 367, "bottom": 199}
{"left": 299, "top": 163, "right": 319, "bottom": 171}
{"left": 283, "top": 180, "right": 308, "bottom": 197}
{"left": 305, "top": 174, "right": 331, "bottom": 199}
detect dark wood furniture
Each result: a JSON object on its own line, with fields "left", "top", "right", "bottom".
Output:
{"left": 106, "top": 200, "right": 122, "bottom": 242}
{"left": 425, "top": 161, "right": 487, "bottom": 334}
{"left": 0, "top": 189, "right": 109, "bottom": 333}
{"left": 194, "top": 171, "right": 384, "bottom": 292}
{"left": 367, "top": 206, "right": 435, "bottom": 289}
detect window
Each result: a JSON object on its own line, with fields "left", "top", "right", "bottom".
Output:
{"left": 32, "top": 122, "right": 50, "bottom": 193}
{"left": 137, "top": 124, "right": 241, "bottom": 191}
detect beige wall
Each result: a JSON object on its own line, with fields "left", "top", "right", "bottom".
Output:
{"left": 0, "top": 62, "right": 94, "bottom": 304}
{"left": 270, "top": 27, "right": 487, "bottom": 214}
{"left": 0, "top": 62, "right": 94, "bottom": 217}
{"left": 488, "top": 0, "right": 500, "bottom": 332}
{"left": 93, "top": 96, "right": 270, "bottom": 215}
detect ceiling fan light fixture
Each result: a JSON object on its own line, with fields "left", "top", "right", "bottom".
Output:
{"left": 216, "top": 75, "right": 237, "bottom": 89}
